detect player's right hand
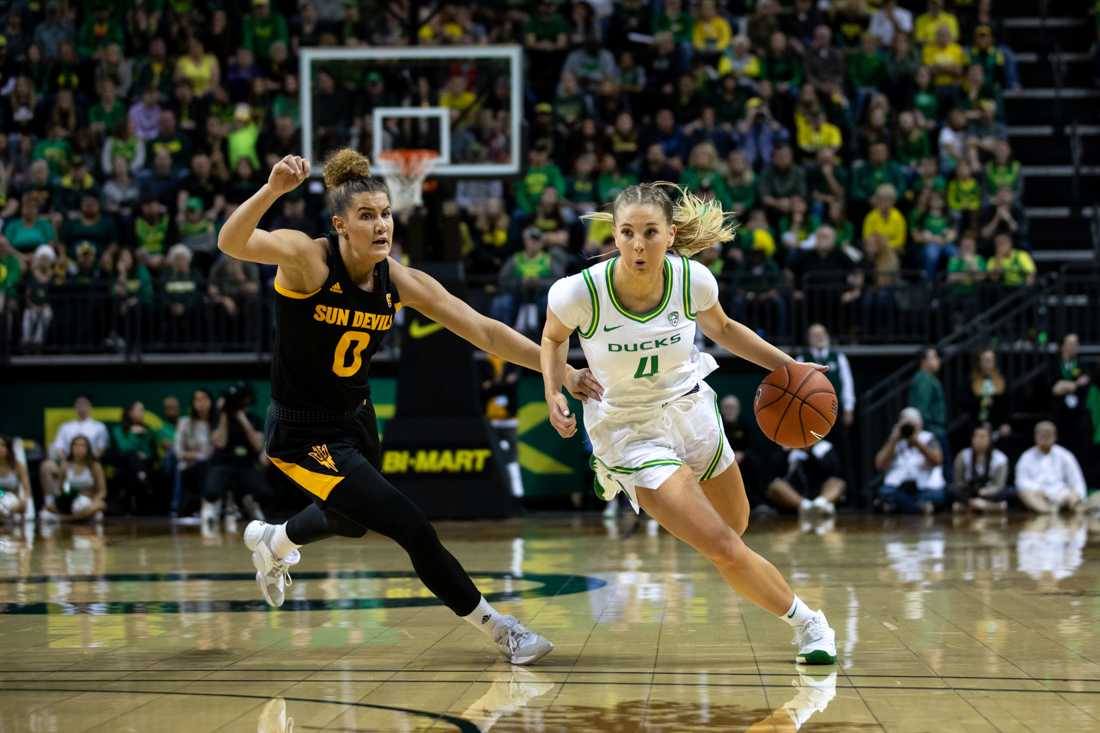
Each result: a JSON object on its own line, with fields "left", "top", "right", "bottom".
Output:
{"left": 268, "top": 155, "right": 310, "bottom": 196}
{"left": 547, "top": 393, "right": 577, "bottom": 439}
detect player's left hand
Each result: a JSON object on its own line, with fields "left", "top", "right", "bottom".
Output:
{"left": 564, "top": 367, "right": 604, "bottom": 402}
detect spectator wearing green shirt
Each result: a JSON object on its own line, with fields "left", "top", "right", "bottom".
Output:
{"left": 984, "top": 139, "right": 1021, "bottom": 197}
{"left": 596, "top": 153, "right": 638, "bottom": 205}
{"left": 895, "top": 111, "right": 930, "bottom": 170}
{"left": 162, "top": 244, "right": 205, "bottom": 345}
{"left": 850, "top": 142, "right": 907, "bottom": 205}
{"left": 0, "top": 239, "right": 22, "bottom": 313}
{"left": 490, "top": 226, "right": 564, "bottom": 337}
{"left": 848, "top": 32, "right": 887, "bottom": 119}
{"left": 908, "top": 346, "right": 948, "bottom": 449}
{"left": 525, "top": 1, "right": 569, "bottom": 98}
{"left": 758, "top": 144, "right": 807, "bottom": 218}
{"left": 4, "top": 193, "right": 57, "bottom": 257}
{"left": 680, "top": 142, "right": 733, "bottom": 210}
{"left": 946, "top": 160, "right": 981, "bottom": 231}
{"left": 946, "top": 233, "right": 986, "bottom": 309}
{"left": 89, "top": 78, "right": 126, "bottom": 140}
{"left": 515, "top": 143, "right": 566, "bottom": 214}
{"left": 653, "top": 0, "right": 694, "bottom": 46}
{"left": 910, "top": 191, "right": 957, "bottom": 279}
{"left": 110, "top": 401, "right": 160, "bottom": 514}
{"left": 133, "top": 197, "right": 173, "bottom": 268}
{"left": 62, "top": 195, "right": 118, "bottom": 258}
{"left": 726, "top": 150, "right": 757, "bottom": 216}
{"left": 227, "top": 104, "right": 260, "bottom": 171}
{"left": 76, "top": 5, "right": 124, "bottom": 61}
{"left": 763, "top": 31, "right": 804, "bottom": 98}
{"left": 243, "top": 0, "right": 290, "bottom": 62}
{"left": 32, "top": 125, "right": 73, "bottom": 178}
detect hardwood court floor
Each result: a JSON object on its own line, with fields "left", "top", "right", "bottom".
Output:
{"left": 1, "top": 512, "right": 1099, "bottom": 732}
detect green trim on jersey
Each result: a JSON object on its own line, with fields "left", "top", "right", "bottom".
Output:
{"left": 605, "top": 257, "right": 673, "bottom": 323}
{"left": 681, "top": 256, "right": 697, "bottom": 320}
{"left": 579, "top": 268, "right": 600, "bottom": 338}
{"left": 700, "top": 394, "right": 726, "bottom": 481}
{"left": 591, "top": 455, "right": 685, "bottom": 474}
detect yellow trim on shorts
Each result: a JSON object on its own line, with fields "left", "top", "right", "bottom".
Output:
{"left": 273, "top": 276, "right": 321, "bottom": 300}
{"left": 270, "top": 455, "right": 345, "bottom": 500}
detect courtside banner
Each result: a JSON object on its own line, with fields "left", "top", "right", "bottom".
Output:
{"left": 381, "top": 417, "right": 519, "bottom": 518}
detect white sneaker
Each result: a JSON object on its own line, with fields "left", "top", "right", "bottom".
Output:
{"left": 491, "top": 616, "right": 554, "bottom": 665}
{"left": 782, "top": 670, "right": 838, "bottom": 727}
{"left": 812, "top": 496, "right": 836, "bottom": 516}
{"left": 602, "top": 500, "right": 618, "bottom": 519}
{"left": 244, "top": 521, "right": 300, "bottom": 608}
{"left": 792, "top": 610, "right": 837, "bottom": 665}
{"left": 257, "top": 697, "right": 294, "bottom": 733}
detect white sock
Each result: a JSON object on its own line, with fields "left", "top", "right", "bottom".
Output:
{"left": 813, "top": 496, "right": 832, "bottom": 509}
{"left": 799, "top": 498, "right": 813, "bottom": 511}
{"left": 271, "top": 523, "right": 300, "bottom": 560}
{"left": 462, "top": 596, "right": 505, "bottom": 636}
{"left": 781, "top": 595, "right": 815, "bottom": 626}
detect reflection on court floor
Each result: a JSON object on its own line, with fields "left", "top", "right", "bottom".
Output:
{"left": 1, "top": 513, "right": 1098, "bottom": 731}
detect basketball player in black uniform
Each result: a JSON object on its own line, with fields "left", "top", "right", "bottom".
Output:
{"left": 218, "top": 150, "right": 603, "bottom": 665}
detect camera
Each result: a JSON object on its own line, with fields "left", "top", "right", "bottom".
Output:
{"left": 899, "top": 423, "right": 915, "bottom": 439}
{"left": 221, "top": 381, "right": 255, "bottom": 415}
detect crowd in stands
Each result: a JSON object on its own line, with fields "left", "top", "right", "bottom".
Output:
{"left": 0, "top": 0, "right": 1041, "bottom": 355}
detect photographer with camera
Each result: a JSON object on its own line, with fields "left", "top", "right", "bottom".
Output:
{"left": 950, "top": 424, "right": 1010, "bottom": 513}
{"left": 875, "top": 407, "right": 946, "bottom": 514}
{"left": 204, "top": 381, "right": 269, "bottom": 532}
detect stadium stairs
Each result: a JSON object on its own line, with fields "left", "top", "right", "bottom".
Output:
{"left": 1002, "top": 3, "right": 1100, "bottom": 263}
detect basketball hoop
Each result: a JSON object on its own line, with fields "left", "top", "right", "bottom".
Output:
{"left": 377, "top": 149, "right": 439, "bottom": 213}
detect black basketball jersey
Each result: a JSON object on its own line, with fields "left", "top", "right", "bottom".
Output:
{"left": 271, "top": 235, "right": 400, "bottom": 412}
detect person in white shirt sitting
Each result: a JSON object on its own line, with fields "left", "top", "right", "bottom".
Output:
{"left": 39, "top": 395, "right": 109, "bottom": 504}
{"left": 875, "top": 407, "right": 946, "bottom": 514}
{"left": 1015, "top": 421, "right": 1098, "bottom": 514}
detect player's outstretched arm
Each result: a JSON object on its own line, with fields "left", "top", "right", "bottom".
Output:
{"left": 696, "top": 302, "right": 828, "bottom": 375}
{"left": 541, "top": 308, "right": 577, "bottom": 439}
{"left": 217, "top": 156, "right": 321, "bottom": 280}
{"left": 391, "top": 260, "right": 603, "bottom": 401}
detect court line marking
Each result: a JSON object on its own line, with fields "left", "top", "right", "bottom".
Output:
{"left": 0, "top": 688, "right": 479, "bottom": 732}
{"left": 8, "top": 668, "right": 1100, "bottom": 683}
{"left": 2, "top": 680, "right": 1098, "bottom": 695}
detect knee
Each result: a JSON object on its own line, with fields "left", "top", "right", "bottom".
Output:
{"left": 699, "top": 530, "right": 746, "bottom": 568}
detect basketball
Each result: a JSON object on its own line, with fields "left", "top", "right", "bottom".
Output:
{"left": 754, "top": 362, "right": 838, "bottom": 449}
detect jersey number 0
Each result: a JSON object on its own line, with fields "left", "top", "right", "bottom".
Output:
{"left": 332, "top": 331, "right": 371, "bottom": 377}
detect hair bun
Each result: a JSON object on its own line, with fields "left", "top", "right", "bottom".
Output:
{"left": 323, "top": 148, "right": 373, "bottom": 189}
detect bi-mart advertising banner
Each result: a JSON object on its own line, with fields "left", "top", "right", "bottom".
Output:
{"left": 0, "top": 373, "right": 767, "bottom": 503}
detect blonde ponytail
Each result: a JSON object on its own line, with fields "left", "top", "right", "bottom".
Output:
{"left": 582, "top": 182, "right": 738, "bottom": 258}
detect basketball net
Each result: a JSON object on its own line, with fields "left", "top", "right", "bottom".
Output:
{"left": 376, "top": 149, "right": 439, "bottom": 213}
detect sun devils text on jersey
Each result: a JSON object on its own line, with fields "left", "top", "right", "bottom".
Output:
{"left": 271, "top": 234, "right": 400, "bottom": 412}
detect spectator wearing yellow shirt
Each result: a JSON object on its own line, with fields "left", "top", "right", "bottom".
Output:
{"left": 796, "top": 108, "right": 843, "bottom": 160}
{"left": 693, "top": 0, "right": 733, "bottom": 63}
{"left": 862, "top": 184, "right": 907, "bottom": 251}
{"left": 440, "top": 75, "right": 479, "bottom": 126}
{"left": 986, "top": 233, "right": 1036, "bottom": 287}
{"left": 915, "top": 0, "right": 959, "bottom": 45}
{"left": 719, "top": 36, "right": 762, "bottom": 86}
{"left": 175, "top": 36, "right": 220, "bottom": 98}
{"left": 922, "top": 25, "right": 965, "bottom": 89}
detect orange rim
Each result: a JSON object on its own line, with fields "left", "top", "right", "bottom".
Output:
{"left": 378, "top": 149, "right": 439, "bottom": 177}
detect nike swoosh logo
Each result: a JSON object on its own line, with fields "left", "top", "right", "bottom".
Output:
{"left": 409, "top": 320, "right": 446, "bottom": 339}
{"left": 809, "top": 430, "right": 826, "bottom": 441}
{"left": 603, "top": 325, "right": 622, "bottom": 332}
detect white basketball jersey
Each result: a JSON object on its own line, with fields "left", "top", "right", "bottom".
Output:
{"left": 548, "top": 255, "right": 720, "bottom": 412}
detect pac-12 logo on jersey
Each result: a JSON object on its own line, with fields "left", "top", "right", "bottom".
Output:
{"left": 668, "top": 311, "right": 681, "bottom": 326}
{"left": 309, "top": 444, "right": 337, "bottom": 472}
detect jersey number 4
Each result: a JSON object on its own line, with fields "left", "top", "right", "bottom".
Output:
{"left": 332, "top": 331, "right": 371, "bottom": 377}
{"left": 633, "top": 355, "right": 659, "bottom": 379}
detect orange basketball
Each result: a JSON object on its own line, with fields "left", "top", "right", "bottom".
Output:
{"left": 753, "top": 362, "right": 838, "bottom": 449}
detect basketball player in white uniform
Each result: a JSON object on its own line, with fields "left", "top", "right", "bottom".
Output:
{"left": 541, "top": 184, "right": 838, "bottom": 665}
